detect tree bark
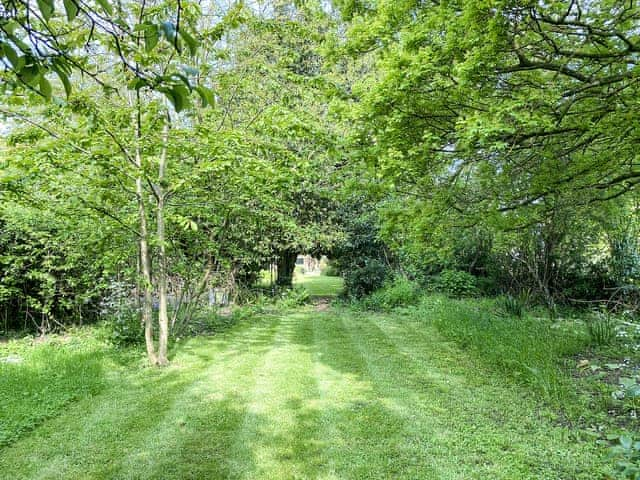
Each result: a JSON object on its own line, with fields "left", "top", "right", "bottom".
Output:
{"left": 156, "top": 114, "right": 170, "bottom": 366}
{"left": 276, "top": 249, "right": 298, "bottom": 287}
{"left": 132, "top": 91, "right": 157, "bottom": 365}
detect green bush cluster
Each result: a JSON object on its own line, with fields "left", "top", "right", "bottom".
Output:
{"left": 587, "top": 310, "right": 617, "bottom": 346}
{"left": 343, "top": 259, "right": 389, "bottom": 298}
{"left": 277, "top": 286, "right": 311, "bottom": 308}
{"left": 496, "top": 294, "right": 527, "bottom": 319}
{"left": 105, "top": 309, "right": 144, "bottom": 346}
{"left": 322, "top": 263, "right": 340, "bottom": 277}
{"left": 609, "top": 435, "right": 640, "bottom": 479}
{"left": 361, "top": 277, "right": 421, "bottom": 311}
{"left": 430, "top": 270, "right": 478, "bottom": 297}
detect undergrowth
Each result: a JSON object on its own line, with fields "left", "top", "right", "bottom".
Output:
{"left": 414, "top": 295, "right": 589, "bottom": 405}
{"left": 360, "top": 277, "right": 421, "bottom": 311}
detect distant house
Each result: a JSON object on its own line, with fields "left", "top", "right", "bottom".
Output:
{"left": 296, "top": 255, "right": 321, "bottom": 273}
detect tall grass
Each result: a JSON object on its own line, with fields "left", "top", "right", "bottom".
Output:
{"left": 415, "top": 296, "right": 589, "bottom": 405}
{"left": 0, "top": 336, "right": 106, "bottom": 447}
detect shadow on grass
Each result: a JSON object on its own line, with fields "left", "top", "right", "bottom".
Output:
{"left": 0, "top": 347, "right": 106, "bottom": 448}
{"left": 0, "top": 309, "right": 606, "bottom": 479}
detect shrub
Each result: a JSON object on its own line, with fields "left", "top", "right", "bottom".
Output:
{"left": 277, "top": 286, "right": 310, "bottom": 308}
{"left": 104, "top": 309, "right": 143, "bottom": 346}
{"left": 431, "top": 270, "right": 478, "bottom": 297}
{"left": 363, "top": 277, "right": 421, "bottom": 311}
{"left": 343, "top": 259, "right": 390, "bottom": 298}
{"left": 476, "top": 276, "right": 500, "bottom": 296}
{"left": 99, "top": 281, "right": 143, "bottom": 346}
{"left": 322, "top": 262, "right": 340, "bottom": 277}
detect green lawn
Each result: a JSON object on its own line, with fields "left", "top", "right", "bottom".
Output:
{"left": 0, "top": 307, "right": 610, "bottom": 479}
{"left": 294, "top": 273, "right": 344, "bottom": 297}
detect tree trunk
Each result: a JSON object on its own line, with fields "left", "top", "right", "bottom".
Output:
{"left": 276, "top": 249, "right": 298, "bottom": 287}
{"left": 132, "top": 91, "right": 157, "bottom": 365}
{"left": 137, "top": 177, "right": 157, "bottom": 365}
{"left": 156, "top": 115, "right": 170, "bottom": 366}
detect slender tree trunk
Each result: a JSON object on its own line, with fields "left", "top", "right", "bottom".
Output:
{"left": 137, "top": 176, "right": 157, "bottom": 364}
{"left": 132, "top": 92, "right": 157, "bottom": 365}
{"left": 156, "top": 115, "right": 170, "bottom": 366}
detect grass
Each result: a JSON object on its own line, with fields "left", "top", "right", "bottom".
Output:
{"left": 413, "top": 295, "right": 590, "bottom": 406}
{"left": 293, "top": 273, "right": 344, "bottom": 298}
{"left": 0, "top": 303, "right": 613, "bottom": 479}
{"left": 0, "top": 332, "right": 107, "bottom": 447}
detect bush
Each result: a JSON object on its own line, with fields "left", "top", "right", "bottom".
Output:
{"left": 476, "top": 276, "right": 500, "bottom": 296}
{"left": 99, "top": 281, "right": 143, "bottom": 346}
{"left": 343, "top": 259, "right": 390, "bottom": 298}
{"left": 609, "top": 434, "right": 640, "bottom": 479}
{"left": 362, "top": 277, "right": 421, "bottom": 311}
{"left": 322, "top": 262, "right": 340, "bottom": 277}
{"left": 277, "top": 286, "right": 310, "bottom": 308}
{"left": 431, "top": 270, "right": 478, "bottom": 297}
{"left": 104, "top": 309, "right": 143, "bottom": 346}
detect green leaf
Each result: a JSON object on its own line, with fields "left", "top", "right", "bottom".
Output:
{"left": 37, "top": 0, "right": 55, "bottom": 21}
{"left": 170, "top": 85, "right": 190, "bottom": 113}
{"left": 63, "top": 0, "right": 79, "bottom": 21}
{"left": 621, "top": 436, "right": 633, "bottom": 450}
{"left": 95, "top": 0, "right": 113, "bottom": 15}
{"left": 39, "top": 75, "right": 52, "bottom": 100}
{"left": 53, "top": 67, "right": 72, "bottom": 98}
{"left": 179, "top": 29, "right": 199, "bottom": 57}
{"left": 127, "top": 77, "right": 147, "bottom": 90}
{"left": 182, "top": 66, "right": 199, "bottom": 76}
{"left": 194, "top": 86, "right": 215, "bottom": 107}
{"left": 3, "top": 20, "right": 19, "bottom": 35}
{"left": 171, "top": 73, "right": 191, "bottom": 89}
{"left": 159, "top": 88, "right": 179, "bottom": 112}
{"left": 144, "top": 26, "right": 159, "bottom": 52}
{"left": 2, "top": 44, "right": 19, "bottom": 69}
{"left": 19, "top": 65, "right": 41, "bottom": 87}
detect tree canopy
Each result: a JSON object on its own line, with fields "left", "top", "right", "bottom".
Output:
{"left": 1, "top": 0, "right": 640, "bottom": 362}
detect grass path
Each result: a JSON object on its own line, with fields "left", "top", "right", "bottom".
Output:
{"left": 0, "top": 307, "right": 610, "bottom": 479}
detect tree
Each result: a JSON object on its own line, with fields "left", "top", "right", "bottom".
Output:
{"left": 338, "top": 0, "right": 640, "bottom": 223}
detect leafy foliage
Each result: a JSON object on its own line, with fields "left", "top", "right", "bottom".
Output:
{"left": 361, "top": 276, "right": 421, "bottom": 311}
{"left": 610, "top": 435, "right": 640, "bottom": 480}
{"left": 496, "top": 294, "right": 526, "bottom": 319}
{"left": 430, "top": 270, "right": 478, "bottom": 298}
{"left": 343, "top": 259, "right": 389, "bottom": 299}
